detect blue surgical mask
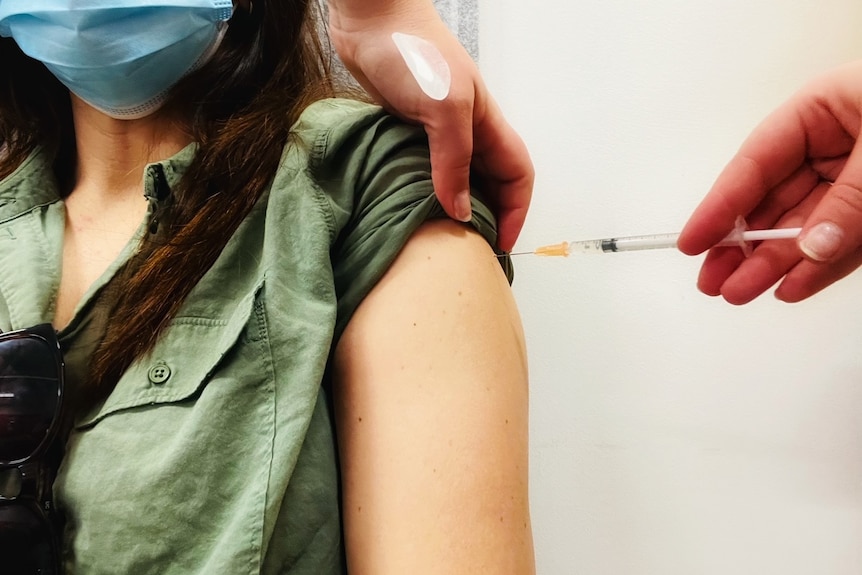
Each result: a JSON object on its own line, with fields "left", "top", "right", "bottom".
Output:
{"left": 0, "top": 1, "right": 234, "bottom": 119}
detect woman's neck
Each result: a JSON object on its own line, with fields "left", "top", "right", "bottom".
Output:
{"left": 69, "top": 96, "right": 192, "bottom": 198}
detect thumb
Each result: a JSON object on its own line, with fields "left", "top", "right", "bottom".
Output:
{"left": 798, "top": 138, "right": 862, "bottom": 262}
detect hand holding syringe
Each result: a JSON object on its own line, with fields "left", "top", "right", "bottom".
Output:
{"left": 508, "top": 222, "right": 802, "bottom": 257}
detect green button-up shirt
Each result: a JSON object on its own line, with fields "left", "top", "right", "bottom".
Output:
{"left": 0, "top": 99, "right": 509, "bottom": 574}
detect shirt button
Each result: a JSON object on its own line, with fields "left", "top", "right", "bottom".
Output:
{"left": 148, "top": 363, "right": 171, "bottom": 384}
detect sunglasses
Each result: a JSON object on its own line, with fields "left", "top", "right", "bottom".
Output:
{"left": 0, "top": 324, "right": 64, "bottom": 575}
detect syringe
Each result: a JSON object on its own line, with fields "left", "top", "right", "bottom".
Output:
{"left": 509, "top": 227, "right": 802, "bottom": 257}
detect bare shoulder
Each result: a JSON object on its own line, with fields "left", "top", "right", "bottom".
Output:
{"left": 334, "top": 219, "right": 535, "bottom": 575}
{"left": 358, "top": 217, "right": 520, "bottom": 326}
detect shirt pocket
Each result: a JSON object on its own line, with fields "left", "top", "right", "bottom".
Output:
{"left": 76, "top": 281, "right": 265, "bottom": 427}
{"left": 58, "top": 280, "right": 278, "bottom": 575}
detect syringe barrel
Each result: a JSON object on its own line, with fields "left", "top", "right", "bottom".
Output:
{"left": 570, "top": 233, "right": 680, "bottom": 253}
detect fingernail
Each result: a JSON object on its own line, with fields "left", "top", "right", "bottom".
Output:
{"left": 799, "top": 221, "right": 844, "bottom": 261}
{"left": 455, "top": 191, "right": 472, "bottom": 222}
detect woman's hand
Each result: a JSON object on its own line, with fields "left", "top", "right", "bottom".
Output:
{"left": 327, "top": 0, "right": 533, "bottom": 252}
{"left": 678, "top": 61, "right": 862, "bottom": 304}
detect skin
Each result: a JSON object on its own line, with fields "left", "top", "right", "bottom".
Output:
{"left": 678, "top": 61, "right": 862, "bottom": 305}
{"left": 54, "top": 96, "right": 189, "bottom": 328}
{"left": 334, "top": 219, "right": 534, "bottom": 574}
{"left": 327, "top": 0, "right": 534, "bottom": 252}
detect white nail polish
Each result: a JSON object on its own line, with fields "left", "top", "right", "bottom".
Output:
{"left": 391, "top": 32, "right": 452, "bottom": 101}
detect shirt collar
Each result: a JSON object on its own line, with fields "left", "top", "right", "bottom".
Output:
{"left": 0, "top": 143, "right": 199, "bottom": 222}
{"left": 0, "top": 146, "right": 60, "bottom": 223}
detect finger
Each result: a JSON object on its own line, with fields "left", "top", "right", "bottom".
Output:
{"left": 495, "top": 205, "right": 531, "bottom": 254}
{"left": 717, "top": 240, "right": 804, "bottom": 305}
{"left": 693, "top": 165, "right": 817, "bottom": 298}
{"left": 471, "top": 97, "right": 534, "bottom": 251}
{"left": 745, "top": 164, "right": 820, "bottom": 229}
{"left": 712, "top": 182, "right": 827, "bottom": 303}
{"left": 775, "top": 245, "right": 862, "bottom": 302}
{"left": 809, "top": 154, "right": 849, "bottom": 182}
{"left": 797, "top": 136, "right": 862, "bottom": 263}
{"left": 423, "top": 96, "right": 475, "bottom": 224}
{"left": 678, "top": 101, "right": 809, "bottom": 255}
{"left": 697, "top": 247, "right": 748, "bottom": 297}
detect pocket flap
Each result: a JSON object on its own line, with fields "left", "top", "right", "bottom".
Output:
{"left": 76, "top": 282, "right": 263, "bottom": 428}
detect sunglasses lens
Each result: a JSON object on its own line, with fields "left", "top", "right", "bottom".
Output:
{"left": 0, "top": 336, "right": 61, "bottom": 463}
{"left": 0, "top": 504, "right": 56, "bottom": 573}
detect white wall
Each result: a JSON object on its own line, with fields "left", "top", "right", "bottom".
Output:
{"left": 478, "top": 1, "right": 862, "bottom": 573}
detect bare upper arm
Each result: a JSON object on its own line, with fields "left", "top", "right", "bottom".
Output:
{"left": 333, "top": 219, "right": 534, "bottom": 574}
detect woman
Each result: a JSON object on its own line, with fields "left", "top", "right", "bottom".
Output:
{"left": 0, "top": 1, "right": 534, "bottom": 573}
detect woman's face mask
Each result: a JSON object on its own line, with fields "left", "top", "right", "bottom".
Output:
{"left": 0, "top": 1, "right": 235, "bottom": 119}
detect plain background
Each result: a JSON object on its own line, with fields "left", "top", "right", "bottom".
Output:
{"left": 475, "top": 1, "right": 862, "bottom": 573}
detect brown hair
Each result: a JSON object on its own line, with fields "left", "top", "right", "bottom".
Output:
{"left": 0, "top": 1, "right": 349, "bottom": 403}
